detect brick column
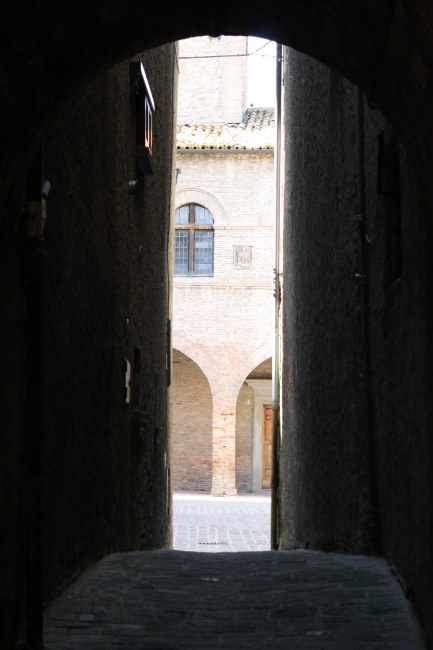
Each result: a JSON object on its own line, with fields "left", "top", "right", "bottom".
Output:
{"left": 211, "top": 400, "right": 237, "bottom": 496}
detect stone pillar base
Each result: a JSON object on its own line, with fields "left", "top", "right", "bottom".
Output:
{"left": 211, "top": 486, "right": 238, "bottom": 497}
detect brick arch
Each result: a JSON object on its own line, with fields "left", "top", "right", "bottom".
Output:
{"left": 172, "top": 333, "right": 221, "bottom": 397}
{"left": 175, "top": 188, "right": 227, "bottom": 227}
{"left": 172, "top": 346, "right": 213, "bottom": 395}
{"left": 172, "top": 335, "right": 271, "bottom": 404}
{"left": 223, "top": 342, "right": 274, "bottom": 403}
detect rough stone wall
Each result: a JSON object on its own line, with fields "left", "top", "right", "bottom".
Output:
{"left": 177, "top": 36, "right": 247, "bottom": 124}
{"left": 367, "top": 127, "right": 433, "bottom": 649}
{"left": 0, "top": 44, "right": 176, "bottom": 648}
{"left": 235, "top": 383, "right": 254, "bottom": 491}
{"left": 280, "top": 47, "right": 433, "bottom": 645}
{"left": 41, "top": 44, "right": 176, "bottom": 597}
{"left": 0, "top": 247, "right": 25, "bottom": 648}
{"left": 172, "top": 350, "right": 213, "bottom": 491}
{"left": 281, "top": 50, "right": 374, "bottom": 554}
{"left": 41, "top": 44, "right": 176, "bottom": 600}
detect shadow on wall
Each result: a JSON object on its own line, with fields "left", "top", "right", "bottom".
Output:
{"left": 172, "top": 350, "right": 213, "bottom": 492}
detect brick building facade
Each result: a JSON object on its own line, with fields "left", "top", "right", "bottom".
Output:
{"left": 172, "top": 36, "right": 275, "bottom": 494}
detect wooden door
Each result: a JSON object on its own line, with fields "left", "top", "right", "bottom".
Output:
{"left": 262, "top": 404, "right": 273, "bottom": 488}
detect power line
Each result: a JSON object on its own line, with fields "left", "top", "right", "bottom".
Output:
{"left": 179, "top": 40, "right": 274, "bottom": 60}
{"left": 179, "top": 54, "right": 275, "bottom": 59}
{"left": 250, "top": 40, "right": 274, "bottom": 56}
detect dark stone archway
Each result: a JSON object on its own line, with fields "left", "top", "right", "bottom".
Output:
{"left": 2, "top": 1, "right": 433, "bottom": 647}
{"left": 1, "top": 0, "right": 433, "bottom": 213}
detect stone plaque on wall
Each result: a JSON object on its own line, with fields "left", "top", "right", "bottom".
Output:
{"left": 233, "top": 245, "right": 253, "bottom": 268}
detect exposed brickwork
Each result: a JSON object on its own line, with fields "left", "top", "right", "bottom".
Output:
{"left": 173, "top": 150, "right": 274, "bottom": 494}
{"left": 177, "top": 36, "right": 247, "bottom": 125}
{"left": 172, "top": 37, "right": 274, "bottom": 495}
{"left": 172, "top": 350, "right": 212, "bottom": 491}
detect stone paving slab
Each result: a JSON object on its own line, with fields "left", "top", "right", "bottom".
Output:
{"left": 44, "top": 549, "right": 425, "bottom": 649}
{"left": 173, "top": 491, "right": 271, "bottom": 552}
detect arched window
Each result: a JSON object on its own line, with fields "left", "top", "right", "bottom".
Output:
{"left": 174, "top": 203, "right": 214, "bottom": 276}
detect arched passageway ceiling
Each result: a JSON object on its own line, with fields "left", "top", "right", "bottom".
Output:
{"left": 2, "top": 0, "right": 433, "bottom": 210}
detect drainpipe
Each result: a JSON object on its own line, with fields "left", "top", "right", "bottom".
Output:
{"left": 271, "top": 43, "right": 282, "bottom": 551}
{"left": 355, "top": 89, "right": 382, "bottom": 554}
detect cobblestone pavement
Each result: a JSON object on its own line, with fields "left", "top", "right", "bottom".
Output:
{"left": 44, "top": 548, "right": 425, "bottom": 649}
{"left": 173, "top": 491, "right": 271, "bottom": 552}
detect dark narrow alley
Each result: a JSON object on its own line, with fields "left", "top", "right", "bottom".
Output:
{"left": 2, "top": 2, "right": 433, "bottom": 650}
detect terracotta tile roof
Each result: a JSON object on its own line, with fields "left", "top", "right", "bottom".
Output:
{"left": 177, "top": 107, "right": 275, "bottom": 150}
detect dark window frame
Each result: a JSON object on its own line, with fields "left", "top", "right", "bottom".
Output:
{"left": 174, "top": 204, "right": 214, "bottom": 277}
{"left": 131, "top": 61, "right": 155, "bottom": 175}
